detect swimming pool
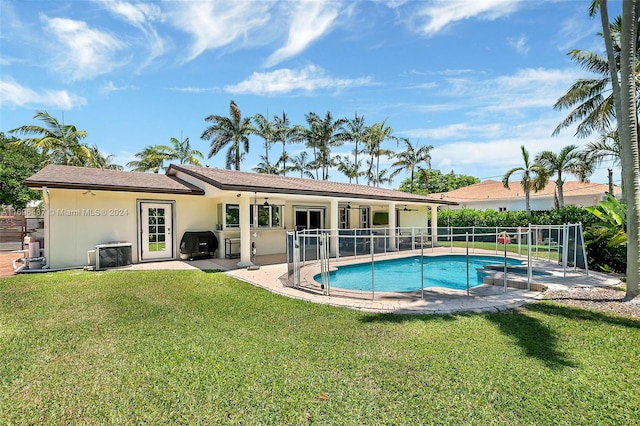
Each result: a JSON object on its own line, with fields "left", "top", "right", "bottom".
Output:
{"left": 315, "top": 255, "right": 524, "bottom": 292}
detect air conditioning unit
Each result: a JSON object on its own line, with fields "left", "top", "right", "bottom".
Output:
{"left": 95, "top": 242, "right": 132, "bottom": 269}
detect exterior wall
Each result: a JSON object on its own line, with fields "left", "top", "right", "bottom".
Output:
{"left": 45, "top": 189, "right": 216, "bottom": 268}
{"left": 453, "top": 193, "right": 608, "bottom": 212}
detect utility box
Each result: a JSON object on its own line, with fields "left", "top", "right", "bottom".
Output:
{"left": 96, "top": 242, "right": 132, "bottom": 269}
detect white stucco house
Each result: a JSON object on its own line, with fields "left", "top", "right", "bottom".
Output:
{"left": 25, "top": 164, "right": 457, "bottom": 269}
{"left": 435, "top": 180, "right": 618, "bottom": 212}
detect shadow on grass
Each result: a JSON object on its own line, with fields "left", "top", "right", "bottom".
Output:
{"left": 527, "top": 301, "right": 640, "bottom": 329}
{"left": 360, "top": 309, "right": 576, "bottom": 369}
{"left": 486, "top": 309, "right": 576, "bottom": 369}
{"left": 359, "top": 312, "right": 459, "bottom": 324}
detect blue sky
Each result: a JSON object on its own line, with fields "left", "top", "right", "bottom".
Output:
{"left": 0, "top": 0, "right": 622, "bottom": 187}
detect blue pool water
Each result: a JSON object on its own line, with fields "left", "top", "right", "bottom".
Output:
{"left": 315, "top": 255, "right": 524, "bottom": 292}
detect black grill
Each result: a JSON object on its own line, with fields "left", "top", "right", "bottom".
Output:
{"left": 179, "top": 231, "right": 218, "bottom": 260}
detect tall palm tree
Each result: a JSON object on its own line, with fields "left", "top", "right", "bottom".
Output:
{"left": 553, "top": 15, "right": 640, "bottom": 139}
{"left": 289, "top": 152, "right": 314, "bottom": 178}
{"left": 335, "top": 155, "right": 362, "bottom": 184}
{"left": 253, "top": 155, "right": 280, "bottom": 174}
{"left": 201, "top": 100, "right": 253, "bottom": 170}
{"left": 9, "top": 110, "right": 91, "bottom": 166}
{"left": 168, "top": 136, "right": 203, "bottom": 165}
{"left": 502, "top": 145, "right": 548, "bottom": 216}
{"left": 536, "top": 144, "right": 591, "bottom": 207}
{"left": 597, "top": 0, "right": 640, "bottom": 298}
{"left": 126, "top": 145, "right": 172, "bottom": 173}
{"left": 302, "top": 112, "right": 348, "bottom": 180}
{"left": 344, "top": 113, "right": 367, "bottom": 184}
{"left": 85, "top": 145, "right": 123, "bottom": 170}
{"left": 364, "top": 119, "right": 395, "bottom": 187}
{"left": 389, "top": 138, "right": 433, "bottom": 193}
{"left": 252, "top": 113, "right": 275, "bottom": 166}
{"left": 273, "top": 112, "right": 295, "bottom": 176}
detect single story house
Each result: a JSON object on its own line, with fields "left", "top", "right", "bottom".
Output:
{"left": 25, "top": 164, "right": 457, "bottom": 269}
{"left": 435, "top": 180, "right": 618, "bottom": 212}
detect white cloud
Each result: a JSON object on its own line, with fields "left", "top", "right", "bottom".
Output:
{"left": 265, "top": 0, "right": 340, "bottom": 67}
{"left": 42, "top": 15, "right": 125, "bottom": 80}
{"left": 404, "top": 123, "right": 505, "bottom": 140}
{"left": 415, "top": 0, "right": 520, "bottom": 36}
{"left": 97, "top": 0, "right": 165, "bottom": 69}
{"left": 441, "top": 67, "right": 584, "bottom": 115}
{"left": 508, "top": 34, "right": 529, "bottom": 55}
{"left": 0, "top": 77, "right": 87, "bottom": 109}
{"left": 100, "top": 81, "right": 136, "bottom": 94}
{"left": 171, "top": 1, "right": 272, "bottom": 62}
{"left": 225, "top": 65, "right": 373, "bottom": 95}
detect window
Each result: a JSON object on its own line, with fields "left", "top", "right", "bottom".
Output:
{"left": 498, "top": 207, "right": 507, "bottom": 212}
{"left": 250, "top": 204, "right": 282, "bottom": 228}
{"left": 360, "top": 207, "right": 370, "bottom": 228}
{"left": 225, "top": 204, "right": 240, "bottom": 228}
{"left": 339, "top": 207, "right": 350, "bottom": 229}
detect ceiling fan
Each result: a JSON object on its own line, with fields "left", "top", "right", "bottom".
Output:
{"left": 402, "top": 205, "right": 418, "bottom": 212}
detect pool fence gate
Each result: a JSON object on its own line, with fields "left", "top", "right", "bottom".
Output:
{"left": 286, "top": 223, "right": 588, "bottom": 299}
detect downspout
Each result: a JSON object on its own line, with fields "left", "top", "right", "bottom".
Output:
{"left": 42, "top": 186, "right": 50, "bottom": 269}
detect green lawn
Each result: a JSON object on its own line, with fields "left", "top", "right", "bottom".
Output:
{"left": 1, "top": 270, "right": 638, "bottom": 425}
{"left": 443, "top": 241, "right": 561, "bottom": 262}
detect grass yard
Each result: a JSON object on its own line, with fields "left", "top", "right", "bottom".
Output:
{"left": 444, "top": 241, "right": 561, "bottom": 262}
{"left": 1, "top": 270, "right": 638, "bottom": 425}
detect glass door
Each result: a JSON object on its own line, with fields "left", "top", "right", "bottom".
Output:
{"left": 140, "top": 202, "right": 174, "bottom": 261}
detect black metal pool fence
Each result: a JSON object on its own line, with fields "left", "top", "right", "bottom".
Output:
{"left": 286, "top": 224, "right": 588, "bottom": 299}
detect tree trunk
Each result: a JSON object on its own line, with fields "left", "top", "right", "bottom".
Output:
{"left": 525, "top": 188, "right": 531, "bottom": 216}
{"left": 557, "top": 180, "right": 565, "bottom": 207}
{"left": 604, "top": 0, "right": 640, "bottom": 298}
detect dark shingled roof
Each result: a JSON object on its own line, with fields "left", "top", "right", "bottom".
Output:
{"left": 25, "top": 164, "right": 204, "bottom": 195}
{"left": 168, "top": 164, "right": 457, "bottom": 205}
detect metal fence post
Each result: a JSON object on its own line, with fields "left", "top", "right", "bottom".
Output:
{"left": 421, "top": 233, "right": 425, "bottom": 300}
{"left": 465, "top": 232, "right": 470, "bottom": 296}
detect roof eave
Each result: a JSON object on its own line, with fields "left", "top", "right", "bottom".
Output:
{"left": 168, "top": 165, "right": 458, "bottom": 205}
{"left": 24, "top": 180, "right": 205, "bottom": 196}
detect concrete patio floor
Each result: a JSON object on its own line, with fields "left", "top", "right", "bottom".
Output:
{"left": 119, "top": 248, "right": 622, "bottom": 315}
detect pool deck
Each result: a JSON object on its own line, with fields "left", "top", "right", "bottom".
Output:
{"left": 116, "top": 247, "right": 622, "bottom": 315}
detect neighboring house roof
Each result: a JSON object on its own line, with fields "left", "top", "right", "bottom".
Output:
{"left": 435, "top": 179, "right": 617, "bottom": 203}
{"left": 25, "top": 164, "right": 205, "bottom": 195}
{"left": 167, "top": 164, "right": 457, "bottom": 205}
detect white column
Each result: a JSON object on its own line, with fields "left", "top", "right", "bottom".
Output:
{"left": 329, "top": 198, "right": 339, "bottom": 257}
{"left": 430, "top": 205, "right": 438, "bottom": 247}
{"left": 237, "top": 194, "right": 253, "bottom": 267}
{"left": 388, "top": 202, "right": 397, "bottom": 251}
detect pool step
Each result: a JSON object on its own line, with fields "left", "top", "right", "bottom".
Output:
{"left": 483, "top": 276, "right": 547, "bottom": 292}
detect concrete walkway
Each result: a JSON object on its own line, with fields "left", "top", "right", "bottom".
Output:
{"left": 119, "top": 249, "right": 622, "bottom": 315}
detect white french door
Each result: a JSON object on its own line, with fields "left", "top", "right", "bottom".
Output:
{"left": 140, "top": 202, "right": 174, "bottom": 261}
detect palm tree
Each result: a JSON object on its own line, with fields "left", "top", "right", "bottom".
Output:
{"left": 553, "top": 15, "right": 639, "bottom": 139}
{"left": 364, "top": 119, "right": 395, "bottom": 187}
{"left": 253, "top": 155, "right": 280, "bottom": 174}
{"left": 289, "top": 152, "right": 314, "bottom": 178}
{"left": 253, "top": 113, "right": 275, "bottom": 166}
{"left": 335, "top": 155, "right": 362, "bottom": 184}
{"left": 597, "top": 0, "right": 639, "bottom": 298}
{"left": 168, "top": 136, "right": 203, "bottom": 165}
{"left": 536, "top": 145, "right": 591, "bottom": 208}
{"left": 502, "top": 145, "right": 548, "bottom": 216}
{"left": 389, "top": 138, "right": 433, "bottom": 193}
{"left": 201, "top": 100, "right": 253, "bottom": 170}
{"left": 273, "top": 112, "right": 295, "bottom": 176}
{"left": 127, "top": 145, "right": 172, "bottom": 173}
{"left": 9, "top": 110, "right": 91, "bottom": 166}
{"left": 302, "top": 112, "right": 348, "bottom": 180}
{"left": 344, "top": 113, "right": 367, "bottom": 184}
{"left": 85, "top": 145, "right": 123, "bottom": 170}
